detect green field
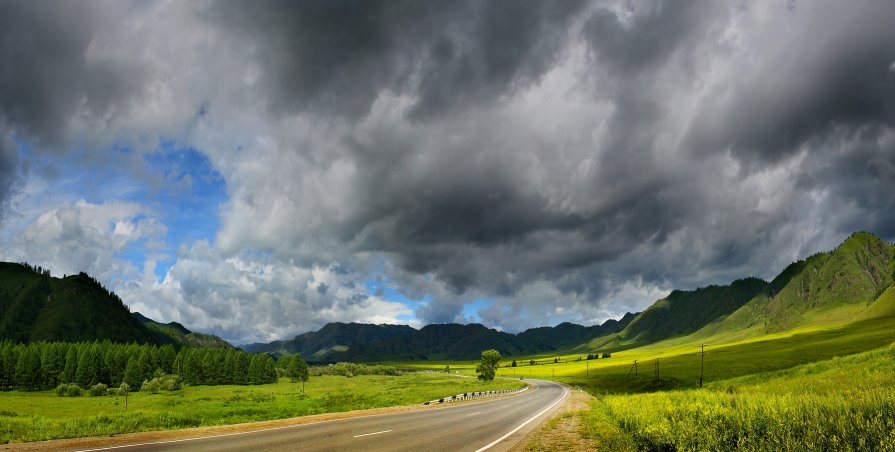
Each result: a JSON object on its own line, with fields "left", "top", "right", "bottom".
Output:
{"left": 401, "top": 315, "right": 895, "bottom": 450}
{"left": 589, "top": 343, "right": 895, "bottom": 451}
{"left": 404, "top": 316, "right": 895, "bottom": 393}
{"left": 0, "top": 373, "right": 525, "bottom": 444}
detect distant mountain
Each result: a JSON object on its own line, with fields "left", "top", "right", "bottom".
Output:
{"left": 242, "top": 322, "right": 417, "bottom": 359}
{"left": 132, "top": 312, "right": 233, "bottom": 349}
{"left": 243, "top": 314, "right": 637, "bottom": 362}
{"left": 0, "top": 262, "right": 232, "bottom": 348}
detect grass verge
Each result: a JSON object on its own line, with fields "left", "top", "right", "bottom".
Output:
{"left": 0, "top": 373, "right": 524, "bottom": 444}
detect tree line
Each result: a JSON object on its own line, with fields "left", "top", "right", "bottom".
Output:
{"left": 0, "top": 341, "right": 289, "bottom": 392}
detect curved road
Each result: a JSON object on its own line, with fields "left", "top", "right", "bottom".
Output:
{"left": 76, "top": 379, "right": 568, "bottom": 452}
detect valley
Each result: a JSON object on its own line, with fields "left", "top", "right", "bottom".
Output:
{"left": 1, "top": 232, "right": 894, "bottom": 449}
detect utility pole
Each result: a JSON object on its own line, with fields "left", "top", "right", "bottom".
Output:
{"left": 697, "top": 344, "right": 709, "bottom": 388}
{"left": 586, "top": 361, "right": 589, "bottom": 377}
{"left": 628, "top": 360, "right": 638, "bottom": 377}
{"left": 654, "top": 358, "right": 660, "bottom": 382}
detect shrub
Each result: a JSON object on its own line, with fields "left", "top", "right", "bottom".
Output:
{"left": 89, "top": 383, "right": 108, "bottom": 397}
{"left": 55, "top": 383, "right": 83, "bottom": 397}
{"left": 141, "top": 379, "right": 160, "bottom": 394}
{"left": 310, "top": 363, "right": 400, "bottom": 377}
{"left": 108, "top": 388, "right": 120, "bottom": 396}
{"left": 140, "top": 374, "right": 183, "bottom": 393}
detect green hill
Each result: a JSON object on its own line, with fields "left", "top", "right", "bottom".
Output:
{"left": 617, "top": 277, "right": 768, "bottom": 345}
{"left": 0, "top": 262, "right": 232, "bottom": 348}
{"left": 133, "top": 312, "right": 233, "bottom": 349}
{"left": 0, "top": 263, "right": 161, "bottom": 344}
{"left": 692, "top": 232, "right": 894, "bottom": 342}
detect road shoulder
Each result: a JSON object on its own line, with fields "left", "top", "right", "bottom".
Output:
{"left": 509, "top": 386, "right": 597, "bottom": 451}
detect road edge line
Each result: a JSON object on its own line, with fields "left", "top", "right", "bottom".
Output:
{"left": 474, "top": 382, "right": 569, "bottom": 452}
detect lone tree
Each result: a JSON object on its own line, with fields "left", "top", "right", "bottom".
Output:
{"left": 286, "top": 353, "right": 309, "bottom": 393}
{"left": 476, "top": 349, "right": 501, "bottom": 381}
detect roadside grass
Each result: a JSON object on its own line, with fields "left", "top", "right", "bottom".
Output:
{"left": 591, "top": 342, "right": 895, "bottom": 451}
{"left": 0, "top": 373, "right": 524, "bottom": 444}
{"left": 397, "top": 316, "right": 895, "bottom": 450}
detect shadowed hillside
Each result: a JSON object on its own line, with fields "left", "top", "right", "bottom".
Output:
{"left": 0, "top": 262, "right": 231, "bottom": 347}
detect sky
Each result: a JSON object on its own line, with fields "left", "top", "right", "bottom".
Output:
{"left": 1, "top": 0, "right": 894, "bottom": 345}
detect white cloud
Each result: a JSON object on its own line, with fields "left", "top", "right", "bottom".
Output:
{"left": 0, "top": 199, "right": 164, "bottom": 283}
{"left": 119, "top": 243, "right": 413, "bottom": 344}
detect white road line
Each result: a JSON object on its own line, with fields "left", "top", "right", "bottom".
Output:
{"left": 474, "top": 383, "right": 569, "bottom": 452}
{"left": 353, "top": 429, "right": 392, "bottom": 438}
{"left": 465, "top": 411, "right": 483, "bottom": 416}
{"left": 75, "top": 384, "right": 539, "bottom": 452}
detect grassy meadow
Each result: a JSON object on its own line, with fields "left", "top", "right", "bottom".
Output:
{"left": 403, "top": 316, "right": 895, "bottom": 393}
{"left": 591, "top": 343, "right": 895, "bottom": 451}
{"left": 0, "top": 373, "right": 525, "bottom": 444}
{"left": 403, "top": 315, "right": 895, "bottom": 451}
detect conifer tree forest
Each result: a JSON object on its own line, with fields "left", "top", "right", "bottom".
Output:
{"left": 0, "top": 341, "right": 285, "bottom": 392}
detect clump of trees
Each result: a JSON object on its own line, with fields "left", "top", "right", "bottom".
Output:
{"left": 276, "top": 353, "right": 310, "bottom": 393}
{"left": 476, "top": 349, "right": 501, "bottom": 381}
{"left": 309, "top": 362, "right": 400, "bottom": 377}
{"left": 0, "top": 340, "right": 277, "bottom": 392}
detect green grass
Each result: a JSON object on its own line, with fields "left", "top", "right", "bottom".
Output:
{"left": 590, "top": 342, "right": 895, "bottom": 451}
{"left": 0, "top": 373, "right": 525, "bottom": 444}
{"left": 401, "top": 316, "right": 895, "bottom": 395}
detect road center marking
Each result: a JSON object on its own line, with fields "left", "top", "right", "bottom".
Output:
{"left": 465, "top": 411, "right": 483, "bottom": 416}
{"left": 353, "top": 429, "right": 392, "bottom": 438}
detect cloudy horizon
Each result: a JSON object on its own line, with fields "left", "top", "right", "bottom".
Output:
{"left": 1, "top": 0, "right": 893, "bottom": 344}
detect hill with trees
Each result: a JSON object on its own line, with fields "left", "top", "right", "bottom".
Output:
{"left": 0, "top": 262, "right": 230, "bottom": 348}
{"left": 132, "top": 312, "right": 233, "bottom": 349}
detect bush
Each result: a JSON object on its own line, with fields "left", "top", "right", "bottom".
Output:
{"left": 309, "top": 362, "right": 400, "bottom": 377}
{"left": 108, "top": 388, "right": 120, "bottom": 396}
{"left": 141, "top": 379, "right": 160, "bottom": 394}
{"left": 55, "top": 383, "right": 83, "bottom": 397}
{"left": 89, "top": 383, "right": 108, "bottom": 397}
{"left": 140, "top": 374, "right": 183, "bottom": 393}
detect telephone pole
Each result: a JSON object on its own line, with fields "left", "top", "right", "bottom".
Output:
{"left": 697, "top": 344, "right": 709, "bottom": 388}
{"left": 628, "top": 360, "right": 638, "bottom": 377}
{"left": 654, "top": 358, "right": 660, "bottom": 382}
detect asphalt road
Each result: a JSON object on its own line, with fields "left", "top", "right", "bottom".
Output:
{"left": 75, "top": 379, "right": 568, "bottom": 452}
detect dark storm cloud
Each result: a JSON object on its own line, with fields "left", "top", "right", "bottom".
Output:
{"left": 584, "top": 0, "right": 714, "bottom": 76}
{"left": 685, "top": 2, "right": 895, "bottom": 166}
{"left": 207, "top": 0, "right": 587, "bottom": 119}
{"left": 0, "top": 1, "right": 144, "bottom": 147}
{"left": 0, "top": 0, "right": 148, "bottom": 217}
{"left": 3, "top": 0, "right": 895, "bottom": 334}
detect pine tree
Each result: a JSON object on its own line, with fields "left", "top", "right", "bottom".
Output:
{"left": 248, "top": 355, "right": 264, "bottom": 385}
{"left": 124, "top": 357, "right": 143, "bottom": 390}
{"left": 62, "top": 346, "right": 78, "bottom": 384}
{"left": 41, "top": 343, "right": 66, "bottom": 389}
{"left": 15, "top": 346, "right": 42, "bottom": 391}
{"left": 159, "top": 344, "right": 177, "bottom": 374}
{"left": 0, "top": 342, "right": 13, "bottom": 390}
